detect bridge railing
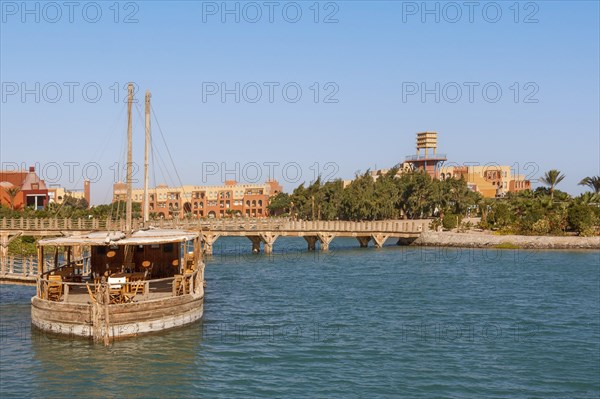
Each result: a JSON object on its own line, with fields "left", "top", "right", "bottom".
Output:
{"left": 149, "top": 219, "right": 430, "bottom": 232}
{"left": 0, "top": 217, "right": 109, "bottom": 231}
{"left": 0, "top": 256, "right": 91, "bottom": 279}
{"left": 1, "top": 217, "right": 431, "bottom": 233}
{"left": 0, "top": 256, "right": 39, "bottom": 277}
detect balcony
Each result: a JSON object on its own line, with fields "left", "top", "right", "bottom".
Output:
{"left": 405, "top": 154, "right": 447, "bottom": 161}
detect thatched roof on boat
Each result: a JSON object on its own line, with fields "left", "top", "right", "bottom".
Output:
{"left": 38, "top": 228, "right": 199, "bottom": 247}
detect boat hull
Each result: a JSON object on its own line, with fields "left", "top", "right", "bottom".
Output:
{"left": 31, "top": 293, "right": 204, "bottom": 339}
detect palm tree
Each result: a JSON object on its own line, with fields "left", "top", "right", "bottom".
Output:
{"left": 4, "top": 186, "right": 21, "bottom": 210}
{"left": 578, "top": 176, "right": 600, "bottom": 194}
{"left": 539, "top": 169, "right": 566, "bottom": 200}
{"left": 575, "top": 191, "right": 600, "bottom": 205}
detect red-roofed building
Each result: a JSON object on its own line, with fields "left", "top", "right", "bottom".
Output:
{"left": 0, "top": 166, "right": 49, "bottom": 210}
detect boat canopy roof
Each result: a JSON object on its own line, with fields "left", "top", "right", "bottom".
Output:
{"left": 38, "top": 228, "right": 199, "bottom": 247}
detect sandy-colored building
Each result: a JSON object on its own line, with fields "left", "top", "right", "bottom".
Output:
{"left": 365, "top": 132, "right": 532, "bottom": 198}
{"left": 48, "top": 180, "right": 91, "bottom": 207}
{"left": 438, "top": 165, "right": 531, "bottom": 198}
{"left": 113, "top": 180, "right": 283, "bottom": 219}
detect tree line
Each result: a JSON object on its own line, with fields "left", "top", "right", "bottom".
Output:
{"left": 268, "top": 168, "right": 481, "bottom": 221}
{"left": 2, "top": 170, "right": 599, "bottom": 237}
{"left": 268, "top": 169, "right": 600, "bottom": 236}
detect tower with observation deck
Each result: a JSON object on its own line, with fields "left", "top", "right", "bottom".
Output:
{"left": 404, "top": 131, "right": 447, "bottom": 179}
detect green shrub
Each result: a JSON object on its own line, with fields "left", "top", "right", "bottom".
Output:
{"left": 7, "top": 236, "right": 38, "bottom": 256}
{"left": 22, "top": 235, "right": 36, "bottom": 244}
{"left": 442, "top": 213, "right": 462, "bottom": 230}
{"left": 458, "top": 221, "right": 472, "bottom": 233}
{"left": 568, "top": 204, "right": 597, "bottom": 235}
{"left": 478, "top": 219, "right": 490, "bottom": 230}
{"left": 531, "top": 218, "right": 551, "bottom": 235}
{"left": 547, "top": 209, "right": 568, "bottom": 235}
{"left": 429, "top": 218, "right": 442, "bottom": 231}
{"left": 490, "top": 203, "right": 513, "bottom": 227}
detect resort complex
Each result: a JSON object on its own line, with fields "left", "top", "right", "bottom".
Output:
{"left": 113, "top": 180, "right": 283, "bottom": 219}
{"left": 367, "top": 132, "right": 531, "bottom": 198}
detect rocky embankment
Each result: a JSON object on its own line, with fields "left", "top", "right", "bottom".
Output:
{"left": 405, "top": 231, "right": 600, "bottom": 250}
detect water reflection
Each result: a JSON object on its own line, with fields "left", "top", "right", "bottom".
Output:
{"left": 30, "top": 323, "right": 205, "bottom": 398}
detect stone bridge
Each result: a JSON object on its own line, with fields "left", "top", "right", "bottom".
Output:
{"left": 0, "top": 218, "right": 431, "bottom": 284}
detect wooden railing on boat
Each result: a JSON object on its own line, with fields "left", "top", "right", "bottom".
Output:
{"left": 40, "top": 256, "right": 92, "bottom": 277}
{"left": 36, "top": 269, "right": 203, "bottom": 304}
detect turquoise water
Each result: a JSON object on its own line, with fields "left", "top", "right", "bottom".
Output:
{"left": 1, "top": 238, "right": 599, "bottom": 398}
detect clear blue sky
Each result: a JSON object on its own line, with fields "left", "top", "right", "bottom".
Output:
{"left": 1, "top": 1, "right": 598, "bottom": 204}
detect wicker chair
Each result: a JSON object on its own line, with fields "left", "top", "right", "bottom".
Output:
{"left": 46, "top": 274, "right": 63, "bottom": 301}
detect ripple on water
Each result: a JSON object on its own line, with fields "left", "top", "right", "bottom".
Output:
{"left": 1, "top": 243, "right": 599, "bottom": 398}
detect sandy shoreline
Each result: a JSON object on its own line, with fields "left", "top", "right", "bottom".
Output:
{"left": 402, "top": 231, "right": 600, "bottom": 250}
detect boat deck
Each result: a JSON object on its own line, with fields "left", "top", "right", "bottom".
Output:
{"left": 55, "top": 279, "right": 180, "bottom": 304}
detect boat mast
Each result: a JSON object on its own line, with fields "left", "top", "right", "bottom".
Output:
{"left": 143, "top": 90, "right": 151, "bottom": 224}
{"left": 125, "top": 83, "right": 134, "bottom": 236}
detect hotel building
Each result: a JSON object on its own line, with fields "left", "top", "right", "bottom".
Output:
{"left": 366, "top": 132, "right": 532, "bottom": 198}
{"left": 48, "top": 180, "right": 91, "bottom": 206}
{"left": 438, "top": 165, "right": 531, "bottom": 198}
{"left": 113, "top": 180, "right": 283, "bottom": 219}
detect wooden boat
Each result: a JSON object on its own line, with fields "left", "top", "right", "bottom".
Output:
{"left": 31, "top": 84, "right": 205, "bottom": 343}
